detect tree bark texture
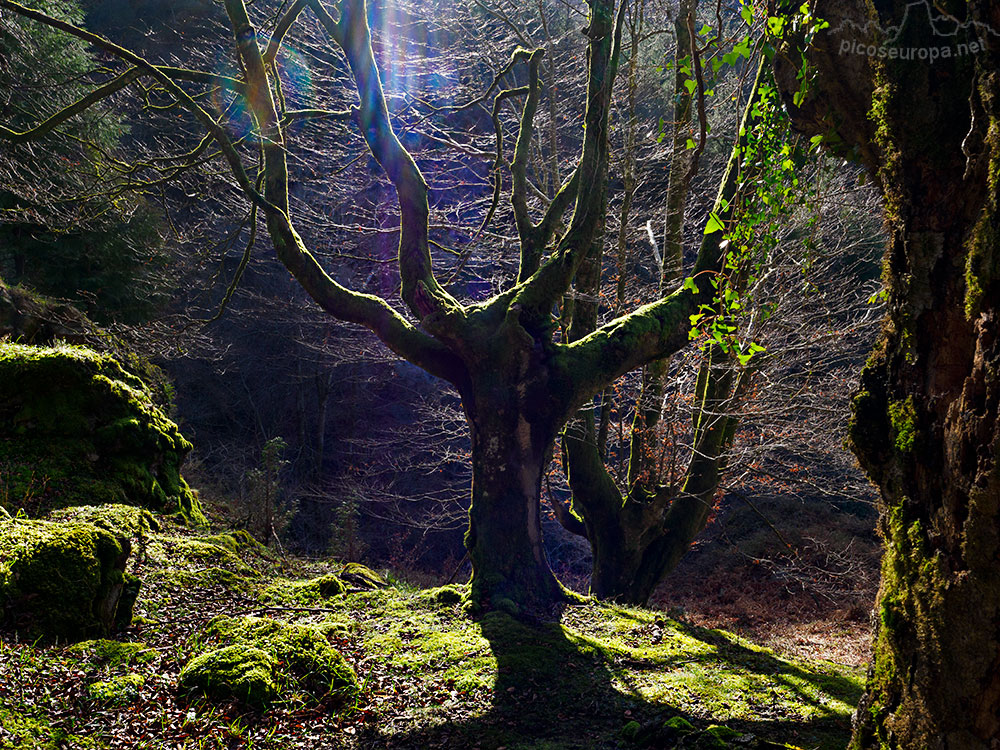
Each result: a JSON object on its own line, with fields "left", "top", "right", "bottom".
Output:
{"left": 777, "top": 1, "right": 1000, "bottom": 745}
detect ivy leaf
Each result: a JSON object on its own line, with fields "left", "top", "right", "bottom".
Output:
{"left": 704, "top": 212, "right": 725, "bottom": 234}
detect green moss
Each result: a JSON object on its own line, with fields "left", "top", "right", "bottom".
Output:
{"left": 263, "top": 573, "right": 347, "bottom": 605}
{"left": 199, "top": 530, "right": 265, "bottom": 554}
{"left": 661, "top": 716, "right": 695, "bottom": 735}
{"left": 339, "top": 562, "right": 387, "bottom": 590}
{"left": 179, "top": 644, "right": 280, "bottom": 709}
{"left": 700, "top": 724, "right": 743, "bottom": 747}
{"left": 421, "top": 585, "right": 464, "bottom": 605}
{"left": 0, "top": 518, "right": 129, "bottom": 642}
{"left": 47, "top": 504, "right": 161, "bottom": 537}
{"left": 0, "top": 342, "right": 204, "bottom": 525}
{"left": 180, "top": 615, "right": 359, "bottom": 710}
{"left": 86, "top": 673, "right": 145, "bottom": 705}
{"left": 338, "top": 587, "right": 860, "bottom": 748}
{"left": 0, "top": 703, "right": 100, "bottom": 749}
{"left": 621, "top": 720, "right": 642, "bottom": 741}
{"left": 965, "top": 98, "right": 1000, "bottom": 319}
{"left": 887, "top": 397, "right": 918, "bottom": 454}
{"left": 67, "top": 639, "right": 153, "bottom": 667}
{"left": 155, "top": 536, "right": 254, "bottom": 575}
{"left": 162, "top": 567, "right": 253, "bottom": 591}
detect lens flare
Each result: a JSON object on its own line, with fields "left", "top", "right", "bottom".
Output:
{"left": 211, "top": 37, "right": 315, "bottom": 141}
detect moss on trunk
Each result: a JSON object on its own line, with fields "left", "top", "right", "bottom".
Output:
{"left": 779, "top": 2, "right": 1000, "bottom": 745}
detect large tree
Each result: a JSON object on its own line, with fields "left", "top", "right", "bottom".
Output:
{"left": 0, "top": 0, "right": 776, "bottom": 613}
{"left": 775, "top": 0, "right": 1000, "bottom": 745}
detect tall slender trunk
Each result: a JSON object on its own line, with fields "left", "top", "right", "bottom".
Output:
{"left": 559, "top": 56, "right": 763, "bottom": 605}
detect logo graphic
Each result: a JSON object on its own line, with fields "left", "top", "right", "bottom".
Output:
{"left": 830, "top": 0, "right": 998, "bottom": 63}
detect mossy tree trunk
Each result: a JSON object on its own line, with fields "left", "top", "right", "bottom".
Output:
{"left": 558, "top": 56, "right": 763, "bottom": 605}
{"left": 777, "top": 1, "right": 1000, "bottom": 745}
{"left": 462, "top": 368, "right": 567, "bottom": 610}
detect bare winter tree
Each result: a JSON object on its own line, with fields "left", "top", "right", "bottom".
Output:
{"left": 0, "top": 0, "right": 802, "bottom": 613}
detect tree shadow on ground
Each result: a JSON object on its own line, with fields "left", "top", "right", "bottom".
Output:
{"left": 356, "top": 606, "right": 858, "bottom": 750}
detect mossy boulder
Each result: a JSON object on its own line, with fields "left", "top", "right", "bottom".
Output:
{"left": 179, "top": 616, "right": 358, "bottom": 710}
{"left": 0, "top": 343, "right": 203, "bottom": 525}
{"left": 422, "top": 584, "right": 464, "bottom": 605}
{"left": 47, "top": 504, "right": 161, "bottom": 538}
{"left": 86, "top": 674, "right": 145, "bottom": 706}
{"left": 179, "top": 645, "right": 280, "bottom": 708}
{"left": 0, "top": 518, "right": 132, "bottom": 642}
{"left": 68, "top": 639, "right": 154, "bottom": 667}
{"left": 339, "top": 562, "right": 387, "bottom": 590}
{"left": 262, "top": 573, "right": 349, "bottom": 607}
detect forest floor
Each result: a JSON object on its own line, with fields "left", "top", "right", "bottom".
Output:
{"left": 0, "top": 505, "right": 869, "bottom": 750}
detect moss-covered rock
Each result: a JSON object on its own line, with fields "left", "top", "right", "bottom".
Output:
{"left": 47, "top": 504, "right": 161, "bottom": 538}
{"left": 339, "top": 563, "right": 387, "bottom": 590}
{"left": 86, "top": 673, "right": 145, "bottom": 706}
{"left": 179, "top": 615, "right": 358, "bottom": 710}
{"left": 662, "top": 716, "right": 696, "bottom": 737}
{"left": 67, "top": 638, "right": 154, "bottom": 667}
{"left": 0, "top": 518, "right": 131, "bottom": 642}
{"left": 0, "top": 343, "right": 203, "bottom": 525}
{"left": 179, "top": 644, "right": 280, "bottom": 708}
{"left": 422, "top": 584, "right": 464, "bottom": 605}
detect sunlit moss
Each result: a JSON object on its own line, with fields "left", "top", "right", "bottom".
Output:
{"left": 0, "top": 343, "right": 203, "bottom": 525}
{"left": 86, "top": 674, "right": 145, "bottom": 706}
{"left": 0, "top": 518, "right": 129, "bottom": 642}
{"left": 334, "top": 587, "right": 861, "bottom": 748}
{"left": 263, "top": 573, "right": 347, "bottom": 606}
{"left": 67, "top": 639, "right": 154, "bottom": 667}
{"left": 0, "top": 703, "right": 100, "bottom": 749}
{"left": 179, "top": 616, "right": 358, "bottom": 710}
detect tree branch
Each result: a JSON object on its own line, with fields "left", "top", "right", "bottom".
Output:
{"left": 223, "top": 0, "right": 467, "bottom": 384}
{"left": 306, "top": 0, "right": 464, "bottom": 331}
{"left": 560, "top": 56, "right": 766, "bottom": 408}
{"left": 0, "top": 67, "right": 141, "bottom": 143}
{"left": 0, "top": 0, "right": 270, "bottom": 212}
{"left": 512, "top": 0, "right": 629, "bottom": 325}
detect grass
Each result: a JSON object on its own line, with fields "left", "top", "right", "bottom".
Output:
{"left": 0, "top": 508, "right": 865, "bottom": 749}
